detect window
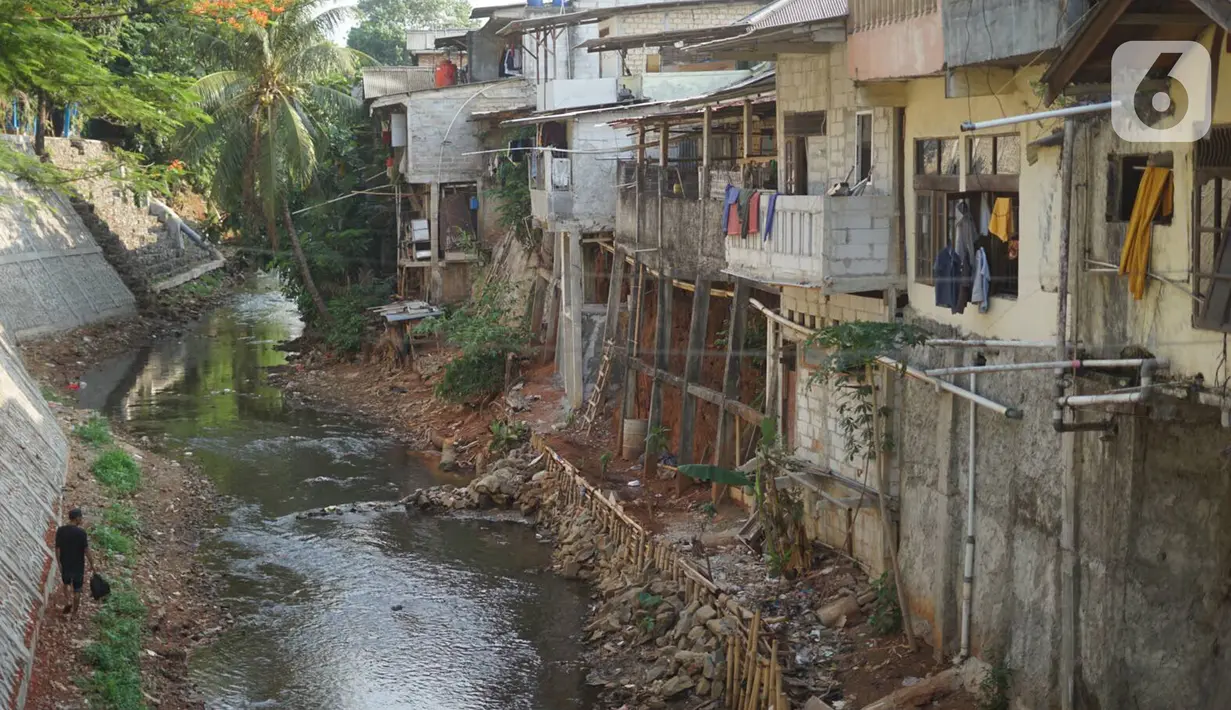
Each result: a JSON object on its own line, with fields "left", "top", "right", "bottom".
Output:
{"left": 1193, "top": 126, "right": 1231, "bottom": 331}
{"left": 856, "top": 112, "right": 873, "bottom": 183}
{"left": 784, "top": 110, "right": 826, "bottom": 136}
{"left": 915, "top": 137, "right": 961, "bottom": 176}
{"left": 1109, "top": 154, "right": 1173, "bottom": 224}
{"left": 968, "top": 134, "right": 1020, "bottom": 176}
{"left": 914, "top": 192, "right": 941, "bottom": 283}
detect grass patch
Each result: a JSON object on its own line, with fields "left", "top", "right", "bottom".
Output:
{"left": 41, "top": 385, "right": 66, "bottom": 404}
{"left": 75, "top": 417, "right": 113, "bottom": 446}
{"left": 83, "top": 588, "right": 147, "bottom": 710}
{"left": 91, "top": 524, "right": 135, "bottom": 558}
{"left": 103, "top": 504, "right": 141, "bottom": 535}
{"left": 91, "top": 450, "right": 141, "bottom": 495}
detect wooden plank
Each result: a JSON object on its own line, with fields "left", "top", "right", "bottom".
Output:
{"left": 678, "top": 277, "right": 712, "bottom": 465}
{"left": 716, "top": 280, "right": 751, "bottom": 468}
{"left": 647, "top": 274, "right": 672, "bottom": 464}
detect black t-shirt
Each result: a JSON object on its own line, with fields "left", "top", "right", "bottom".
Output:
{"left": 55, "top": 525, "right": 88, "bottom": 573}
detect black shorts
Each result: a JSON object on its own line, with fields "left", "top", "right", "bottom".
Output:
{"left": 61, "top": 569, "right": 84, "bottom": 592}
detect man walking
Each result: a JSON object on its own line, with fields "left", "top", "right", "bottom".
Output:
{"left": 54, "top": 508, "right": 93, "bottom": 618}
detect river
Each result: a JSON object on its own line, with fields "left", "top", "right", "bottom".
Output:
{"left": 75, "top": 278, "right": 593, "bottom": 710}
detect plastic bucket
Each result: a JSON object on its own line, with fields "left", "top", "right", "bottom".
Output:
{"left": 621, "top": 418, "right": 648, "bottom": 460}
{"left": 527, "top": 0, "right": 544, "bottom": 7}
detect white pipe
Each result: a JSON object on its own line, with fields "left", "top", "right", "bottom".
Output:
{"left": 959, "top": 369, "right": 976, "bottom": 660}
{"left": 926, "top": 339, "right": 1055, "bottom": 348}
{"left": 1057, "top": 391, "right": 1146, "bottom": 407}
{"left": 960, "top": 101, "right": 1118, "bottom": 132}
{"left": 926, "top": 358, "right": 1165, "bottom": 377}
{"left": 877, "top": 356, "right": 1023, "bottom": 419}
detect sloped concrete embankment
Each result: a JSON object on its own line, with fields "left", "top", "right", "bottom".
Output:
{"left": 0, "top": 324, "right": 68, "bottom": 709}
{"left": 0, "top": 140, "right": 136, "bottom": 340}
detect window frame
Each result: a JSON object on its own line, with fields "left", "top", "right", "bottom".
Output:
{"left": 1108, "top": 153, "right": 1174, "bottom": 225}
{"left": 1193, "top": 168, "right": 1231, "bottom": 331}
{"left": 856, "top": 110, "right": 873, "bottom": 183}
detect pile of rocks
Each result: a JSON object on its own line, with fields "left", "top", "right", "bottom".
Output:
{"left": 404, "top": 445, "right": 546, "bottom": 512}
{"left": 544, "top": 507, "right": 753, "bottom": 708}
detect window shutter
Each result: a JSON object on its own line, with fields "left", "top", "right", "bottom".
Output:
{"left": 1198, "top": 236, "right": 1231, "bottom": 332}
{"left": 784, "top": 111, "right": 826, "bottom": 136}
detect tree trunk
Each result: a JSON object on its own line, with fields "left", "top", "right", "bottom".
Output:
{"left": 34, "top": 93, "right": 48, "bottom": 159}
{"left": 282, "top": 201, "right": 331, "bottom": 322}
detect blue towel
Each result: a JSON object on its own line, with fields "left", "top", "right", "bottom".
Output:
{"left": 763, "top": 193, "right": 779, "bottom": 241}
{"left": 721, "top": 184, "right": 739, "bottom": 234}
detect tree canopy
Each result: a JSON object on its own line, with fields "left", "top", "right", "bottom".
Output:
{"left": 347, "top": 0, "right": 473, "bottom": 65}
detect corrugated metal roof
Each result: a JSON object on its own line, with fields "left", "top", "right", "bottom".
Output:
{"left": 498, "top": 0, "right": 769, "bottom": 36}
{"left": 362, "top": 67, "right": 436, "bottom": 101}
{"left": 747, "top": 0, "right": 847, "bottom": 29}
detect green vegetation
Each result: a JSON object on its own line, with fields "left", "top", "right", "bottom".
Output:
{"left": 488, "top": 419, "right": 529, "bottom": 454}
{"left": 91, "top": 523, "right": 135, "bottom": 558}
{"left": 415, "top": 282, "right": 529, "bottom": 402}
{"left": 180, "top": 0, "right": 364, "bottom": 322}
{"left": 76, "top": 417, "right": 114, "bottom": 447}
{"left": 103, "top": 504, "right": 142, "bottom": 536}
{"left": 92, "top": 450, "right": 142, "bottom": 495}
{"left": 979, "top": 659, "right": 1013, "bottom": 710}
{"left": 41, "top": 385, "right": 66, "bottom": 404}
{"left": 490, "top": 131, "right": 538, "bottom": 248}
{"left": 317, "top": 281, "right": 392, "bottom": 354}
{"left": 83, "top": 587, "right": 148, "bottom": 710}
{"left": 868, "top": 571, "right": 903, "bottom": 635}
{"left": 347, "top": 0, "right": 472, "bottom": 65}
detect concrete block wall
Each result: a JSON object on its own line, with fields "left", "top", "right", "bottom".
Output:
{"left": 0, "top": 146, "right": 136, "bottom": 340}
{"left": 41, "top": 138, "right": 217, "bottom": 291}
{"left": 612, "top": 2, "right": 761, "bottom": 76}
{"left": 405, "top": 79, "right": 535, "bottom": 184}
{"left": 776, "top": 49, "right": 897, "bottom": 197}
{"left": 0, "top": 323, "right": 68, "bottom": 709}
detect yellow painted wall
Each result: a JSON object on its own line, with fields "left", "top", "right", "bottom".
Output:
{"left": 902, "top": 69, "right": 1064, "bottom": 342}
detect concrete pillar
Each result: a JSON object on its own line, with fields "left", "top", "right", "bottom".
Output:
{"left": 646, "top": 273, "right": 672, "bottom": 463}
{"left": 563, "top": 231, "right": 584, "bottom": 409}
{"left": 931, "top": 390, "right": 960, "bottom": 661}
{"left": 428, "top": 182, "right": 442, "bottom": 303}
{"left": 678, "top": 277, "right": 711, "bottom": 465}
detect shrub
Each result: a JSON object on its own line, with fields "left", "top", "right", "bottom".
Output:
{"left": 92, "top": 450, "right": 141, "bottom": 495}
{"left": 868, "top": 571, "right": 903, "bottom": 635}
{"left": 75, "top": 417, "right": 113, "bottom": 446}
{"left": 415, "top": 282, "right": 529, "bottom": 403}
{"left": 320, "top": 281, "right": 392, "bottom": 354}
{"left": 489, "top": 419, "right": 529, "bottom": 453}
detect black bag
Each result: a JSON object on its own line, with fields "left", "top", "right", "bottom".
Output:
{"left": 90, "top": 572, "right": 111, "bottom": 601}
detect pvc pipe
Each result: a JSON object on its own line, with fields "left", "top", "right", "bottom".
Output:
{"left": 960, "top": 101, "right": 1117, "bottom": 132}
{"left": 959, "top": 369, "right": 976, "bottom": 660}
{"left": 1056, "top": 391, "right": 1145, "bottom": 407}
{"left": 877, "top": 355, "right": 1023, "bottom": 419}
{"left": 925, "top": 339, "right": 1055, "bottom": 348}
{"left": 926, "top": 358, "right": 1164, "bottom": 377}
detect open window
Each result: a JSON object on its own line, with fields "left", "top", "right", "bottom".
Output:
{"left": 913, "top": 136, "right": 1021, "bottom": 299}
{"left": 856, "top": 111, "right": 873, "bottom": 183}
{"left": 1108, "top": 153, "right": 1173, "bottom": 225}
{"left": 783, "top": 110, "right": 825, "bottom": 196}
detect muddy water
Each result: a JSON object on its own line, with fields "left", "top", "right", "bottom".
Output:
{"left": 77, "top": 278, "right": 593, "bottom": 710}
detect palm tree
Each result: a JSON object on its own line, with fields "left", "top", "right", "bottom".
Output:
{"left": 183, "top": 0, "right": 363, "bottom": 321}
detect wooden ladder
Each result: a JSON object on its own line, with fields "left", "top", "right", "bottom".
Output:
{"left": 581, "top": 340, "right": 614, "bottom": 434}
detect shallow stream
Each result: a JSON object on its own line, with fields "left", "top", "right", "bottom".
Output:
{"left": 77, "top": 278, "right": 592, "bottom": 709}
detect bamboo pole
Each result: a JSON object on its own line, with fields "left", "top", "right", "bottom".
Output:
{"left": 726, "top": 635, "right": 736, "bottom": 709}
{"left": 741, "top": 610, "right": 761, "bottom": 709}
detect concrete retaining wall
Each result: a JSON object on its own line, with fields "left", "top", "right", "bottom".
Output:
{"left": 0, "top": 323, "right": 68, "bottom": 709}
{"left": 0, "top": 144, "right": 137, "bottom": 339}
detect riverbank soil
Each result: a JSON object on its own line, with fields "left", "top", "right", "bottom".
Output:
{"left": 19, "top": 269, "right": 246, "bottom": 388}
{"left": 283, "top": 341, "right": 983, "bottom": 709}
{"left": 22, "top": 403, "right": 223, "bottom": 710}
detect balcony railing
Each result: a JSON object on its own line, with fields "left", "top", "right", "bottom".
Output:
{"left": 850, "top": 0, "right": 936, "bottom": 31}
{"left": 725, "top": 194, "right": 901, "bottom": 292}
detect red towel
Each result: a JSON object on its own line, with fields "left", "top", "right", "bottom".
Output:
{"left": 746, "top": 191, "right": 760, "bottom": 235}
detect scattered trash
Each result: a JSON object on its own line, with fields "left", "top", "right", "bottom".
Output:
{"left": 902, "top": 676, "right": 921, "bottom": 687}
{"left": 627, "top": 480, "right": 641, "bottom": 488}
{"left": 391, "top": 604, "right": 404, "bottom": 612}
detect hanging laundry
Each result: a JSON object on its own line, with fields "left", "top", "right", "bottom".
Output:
{"left": 1119, "top": 167, "right": 1173, "bottom": 300}
{"left": 933, "top": 246, "right": 961, "bottom": 311}
{"left": 988, "top": 197, "right": 1015, "bottom": 241}
{"left": 722, "top": 184, "right": 740, "bottom": 234}
{"left": 971, "top": 247, "right": 991, "bottom": 314}
{"left": 763, "top": 193, "right": 779, "bottom": 241}
{"left": 740, "top": 190, "right": 761, "bottom": 238}
{"left": 979, "top": 192, "right": 992, "bottom": 236}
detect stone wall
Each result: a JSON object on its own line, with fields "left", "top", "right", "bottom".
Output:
{"left": 0, "top": 141, "right": 136, "bottom": 340}
{"left": 0, "top": 323, "right": 68, "bottom": 709}
{"left": 894, "top": 336, "right": 1231, "bottom": 708}
{"left": 41, "top": 138, "right": 221, "bottom": 292}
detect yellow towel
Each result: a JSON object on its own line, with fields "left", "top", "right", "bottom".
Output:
{"left": 1118, "top": 167, "right": 1173, "bottom": 300}
{"left": 988, "top": 197, "right": 1015, "bottom": 241}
